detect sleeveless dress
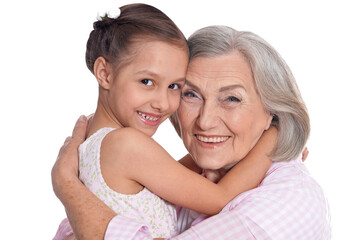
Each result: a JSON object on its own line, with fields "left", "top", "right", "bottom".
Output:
{"left": 79, "top": 127, "right": 178, "bottom": 238}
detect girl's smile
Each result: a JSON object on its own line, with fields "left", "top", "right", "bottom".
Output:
{"left": 97, "top": 40, "right": 188, "bottom": 137}
{"left": 137, "top": 111, "right": 162, "bottom": 126}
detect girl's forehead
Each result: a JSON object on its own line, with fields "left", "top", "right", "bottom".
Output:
{"left": 131, "top": 36, "right": 187, "bottom": 53}
{"left": 117, "top": 39, "right": 187, "bottom": 66}
{"left": 115, "top": 40, "right": 189, "bottom": 83}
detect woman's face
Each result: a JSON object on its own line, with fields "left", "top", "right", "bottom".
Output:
{"left": 177, "top": 52, "right": 273, "bottom": 170}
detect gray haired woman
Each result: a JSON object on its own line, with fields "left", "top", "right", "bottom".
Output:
{"left": 52, "top": 25, "right": 331, "bottom": 239}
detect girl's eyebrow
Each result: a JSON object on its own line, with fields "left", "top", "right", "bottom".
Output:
{"left": 136, "top": 70, "right": 185, "bottom": 83}
{"left": 174, "top": 78, "right": 186, "bottom": 83}
{"left": 136, "top": 70, "right": 159, "bottom": 78}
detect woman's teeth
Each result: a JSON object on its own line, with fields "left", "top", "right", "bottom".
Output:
{"left": 196, "top": 135, "right": 229, "bottom": 143}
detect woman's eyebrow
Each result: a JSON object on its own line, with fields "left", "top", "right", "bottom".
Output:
{"left": 219, "top": 84, "right": 246, "bottom": 92}
{"left": 184, "top": 80, "right": 201, "bottom": 91}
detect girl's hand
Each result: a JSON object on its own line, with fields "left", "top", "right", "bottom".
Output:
{"left": 302, "top": 147, "right": 309, "bottom": 162}
{"left": 204, "top": 169, "right": 227, "bottom": 183}
{"left": 65, "top": 234, "right": 77, "bottom": 240}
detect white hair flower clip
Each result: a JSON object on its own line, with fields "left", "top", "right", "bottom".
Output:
{"left": 96, "top": 7, "right": 121, "bottom": 21}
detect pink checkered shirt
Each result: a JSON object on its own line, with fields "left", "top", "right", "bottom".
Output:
{"left": 54, "top": 156, "right": 331, "bottom": 239}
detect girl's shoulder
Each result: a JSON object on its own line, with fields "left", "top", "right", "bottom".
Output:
{"left": 101, "top": 127, "right": 155, "bottom": 159}
{"left": 100, "top": 127, "right": 148, "bottom": 194}
{"left": 105, "top": 127, "right": 151, "bottom": 145}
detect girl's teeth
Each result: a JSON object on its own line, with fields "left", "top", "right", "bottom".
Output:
{"left": 139, "top": 112, "right": 159, "bottom": 122}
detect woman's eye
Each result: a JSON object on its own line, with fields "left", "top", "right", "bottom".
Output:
{"left": 181, "top": 90, "right": 202, "bottom": 103}
{"left": 169, "top": 83, "right": 181, "bottom": 90}
{"left": 141, "top": 79, "right": 153, "bottom": 86}
{"left": 182, "top": 91, "right": 197, "bottom": 98}
{"left": 227, "top": 96, "right": 241, "bottom": 102}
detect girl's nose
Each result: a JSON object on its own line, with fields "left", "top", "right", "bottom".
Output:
{"left": 151, "top": 90, "right": 170, "bottom": 112}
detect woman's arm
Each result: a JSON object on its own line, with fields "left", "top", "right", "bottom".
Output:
{"left": 102, "top": 127, "right": 276, "bottom": 215}
{"left": 53, "top": 117, "right": 275, "bottom": 239}
{"left": 52, "top": 116, "right": 116, "bottom": 240}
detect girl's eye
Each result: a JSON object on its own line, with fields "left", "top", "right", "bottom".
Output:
{"left": 227, "top": 96, "right": 241, "bottom": 102}
{"left": 141, "top": 79, "right": 153, "bottom": 86}
{"left": 169, "top": 83, "right": 181, "bottom": 90}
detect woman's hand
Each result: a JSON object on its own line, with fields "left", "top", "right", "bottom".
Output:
{"left": 51, "top": 115, "right": 88, "bottom": 199}
{"left": 52, "top": 115, "right": 117, "bottom": 240}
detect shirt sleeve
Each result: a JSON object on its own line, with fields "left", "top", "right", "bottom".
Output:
{"left": 171, "top": 210, "right": 271, "bottom": 240}
{"left": 105, "top": 215, "right": 153, "bottom": 240}
{"left": 53, "top": 218, "right": 73, "bottom": 240}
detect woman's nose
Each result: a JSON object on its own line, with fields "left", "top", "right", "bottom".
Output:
{"left": 196, "top": 101, "right": 220, "bottom": 131}
{"left": 151, "top": 90, "right": 170, "bottom": 112}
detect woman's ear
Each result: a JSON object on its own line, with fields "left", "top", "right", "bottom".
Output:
{"left": 264, "top": 112, "right": 274, "bottom": 130}
{"left": 94, "top": 57, "right": 112, "bottom": 90}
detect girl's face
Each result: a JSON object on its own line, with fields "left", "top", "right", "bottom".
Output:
{"left": 108, "top": 40, "right": 188, "bottom": 136}
{"left": 177, "top": 52, "right": 273, "bottom": 170}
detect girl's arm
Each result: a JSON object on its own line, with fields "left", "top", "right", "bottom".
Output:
{"left": 217, "top": 127, "right": 276, "bottom": 192}
{"left": 101, "top": 127, "right": 277, "bottom": 216}
{"left": 52, "top": 117, "right": 163, "bottom": 240}
{"left": 178, "top": 154, "right": 202, "bottom": 174}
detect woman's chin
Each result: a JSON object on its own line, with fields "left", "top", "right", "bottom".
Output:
{"left": 194, "top": 157, "right": 234, "bottom": 171}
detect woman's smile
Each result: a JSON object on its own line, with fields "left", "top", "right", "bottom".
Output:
{"left": 178, "top": 52, "right": 273, "bottom": 170}
{"left": 195, "top": 134, "right": 230, "bottom": 149}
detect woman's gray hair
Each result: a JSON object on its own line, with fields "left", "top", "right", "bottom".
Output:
{"left": 171, "top": 25, "right": 310, "bottom": 162}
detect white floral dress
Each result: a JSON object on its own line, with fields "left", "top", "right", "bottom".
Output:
{"left": 79, "top": 127, "right": 178, "bottom": 238}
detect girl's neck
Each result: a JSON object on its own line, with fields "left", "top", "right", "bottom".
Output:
{"left": 86, "top": 100, "right": 123, "bottom": 138}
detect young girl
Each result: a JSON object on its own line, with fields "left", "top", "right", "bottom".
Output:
{"left": 60, "top": 3, "right": 274, "bottom": 239}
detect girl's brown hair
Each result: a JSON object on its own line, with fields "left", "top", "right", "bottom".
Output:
{"left": 86, "top": 3, "right": 188, "bottom": 73}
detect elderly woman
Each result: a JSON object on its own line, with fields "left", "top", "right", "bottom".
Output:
{"left": 52, "top": 26, "right": 331, "bottom": 239}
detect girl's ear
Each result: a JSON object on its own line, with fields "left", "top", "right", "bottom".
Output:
{"left": 94, "top": 57, "right": 112, "bottom": 90}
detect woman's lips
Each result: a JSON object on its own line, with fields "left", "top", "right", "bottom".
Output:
{"left": 137, "top": 111, "right": 162, "bottom": 126}
{"left": 195, "top": 134, "right": 230, "bottom": 149}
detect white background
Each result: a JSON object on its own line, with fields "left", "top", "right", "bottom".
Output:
{"left": 1, "top": 0, "right": 360, "bottom": 239}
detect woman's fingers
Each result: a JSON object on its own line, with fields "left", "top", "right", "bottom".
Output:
{"left": 52, "top": 115, "right": 88, "bottom": 184}
{"left": 56, "top": 116, "right": 88, "bottom": 162}
{"left": 71, "top": 115, "right": 88, "bottom": 143}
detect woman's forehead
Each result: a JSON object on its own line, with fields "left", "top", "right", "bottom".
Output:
{"left": 186, "top": 54, "right": 254, "bottom": 91}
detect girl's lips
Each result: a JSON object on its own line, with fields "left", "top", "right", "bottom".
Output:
{"left": 194, "top": 134, "right": 230, "bottom": 149}
{"left": 137, "top": 111, "right": 162, "bottom": 126}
